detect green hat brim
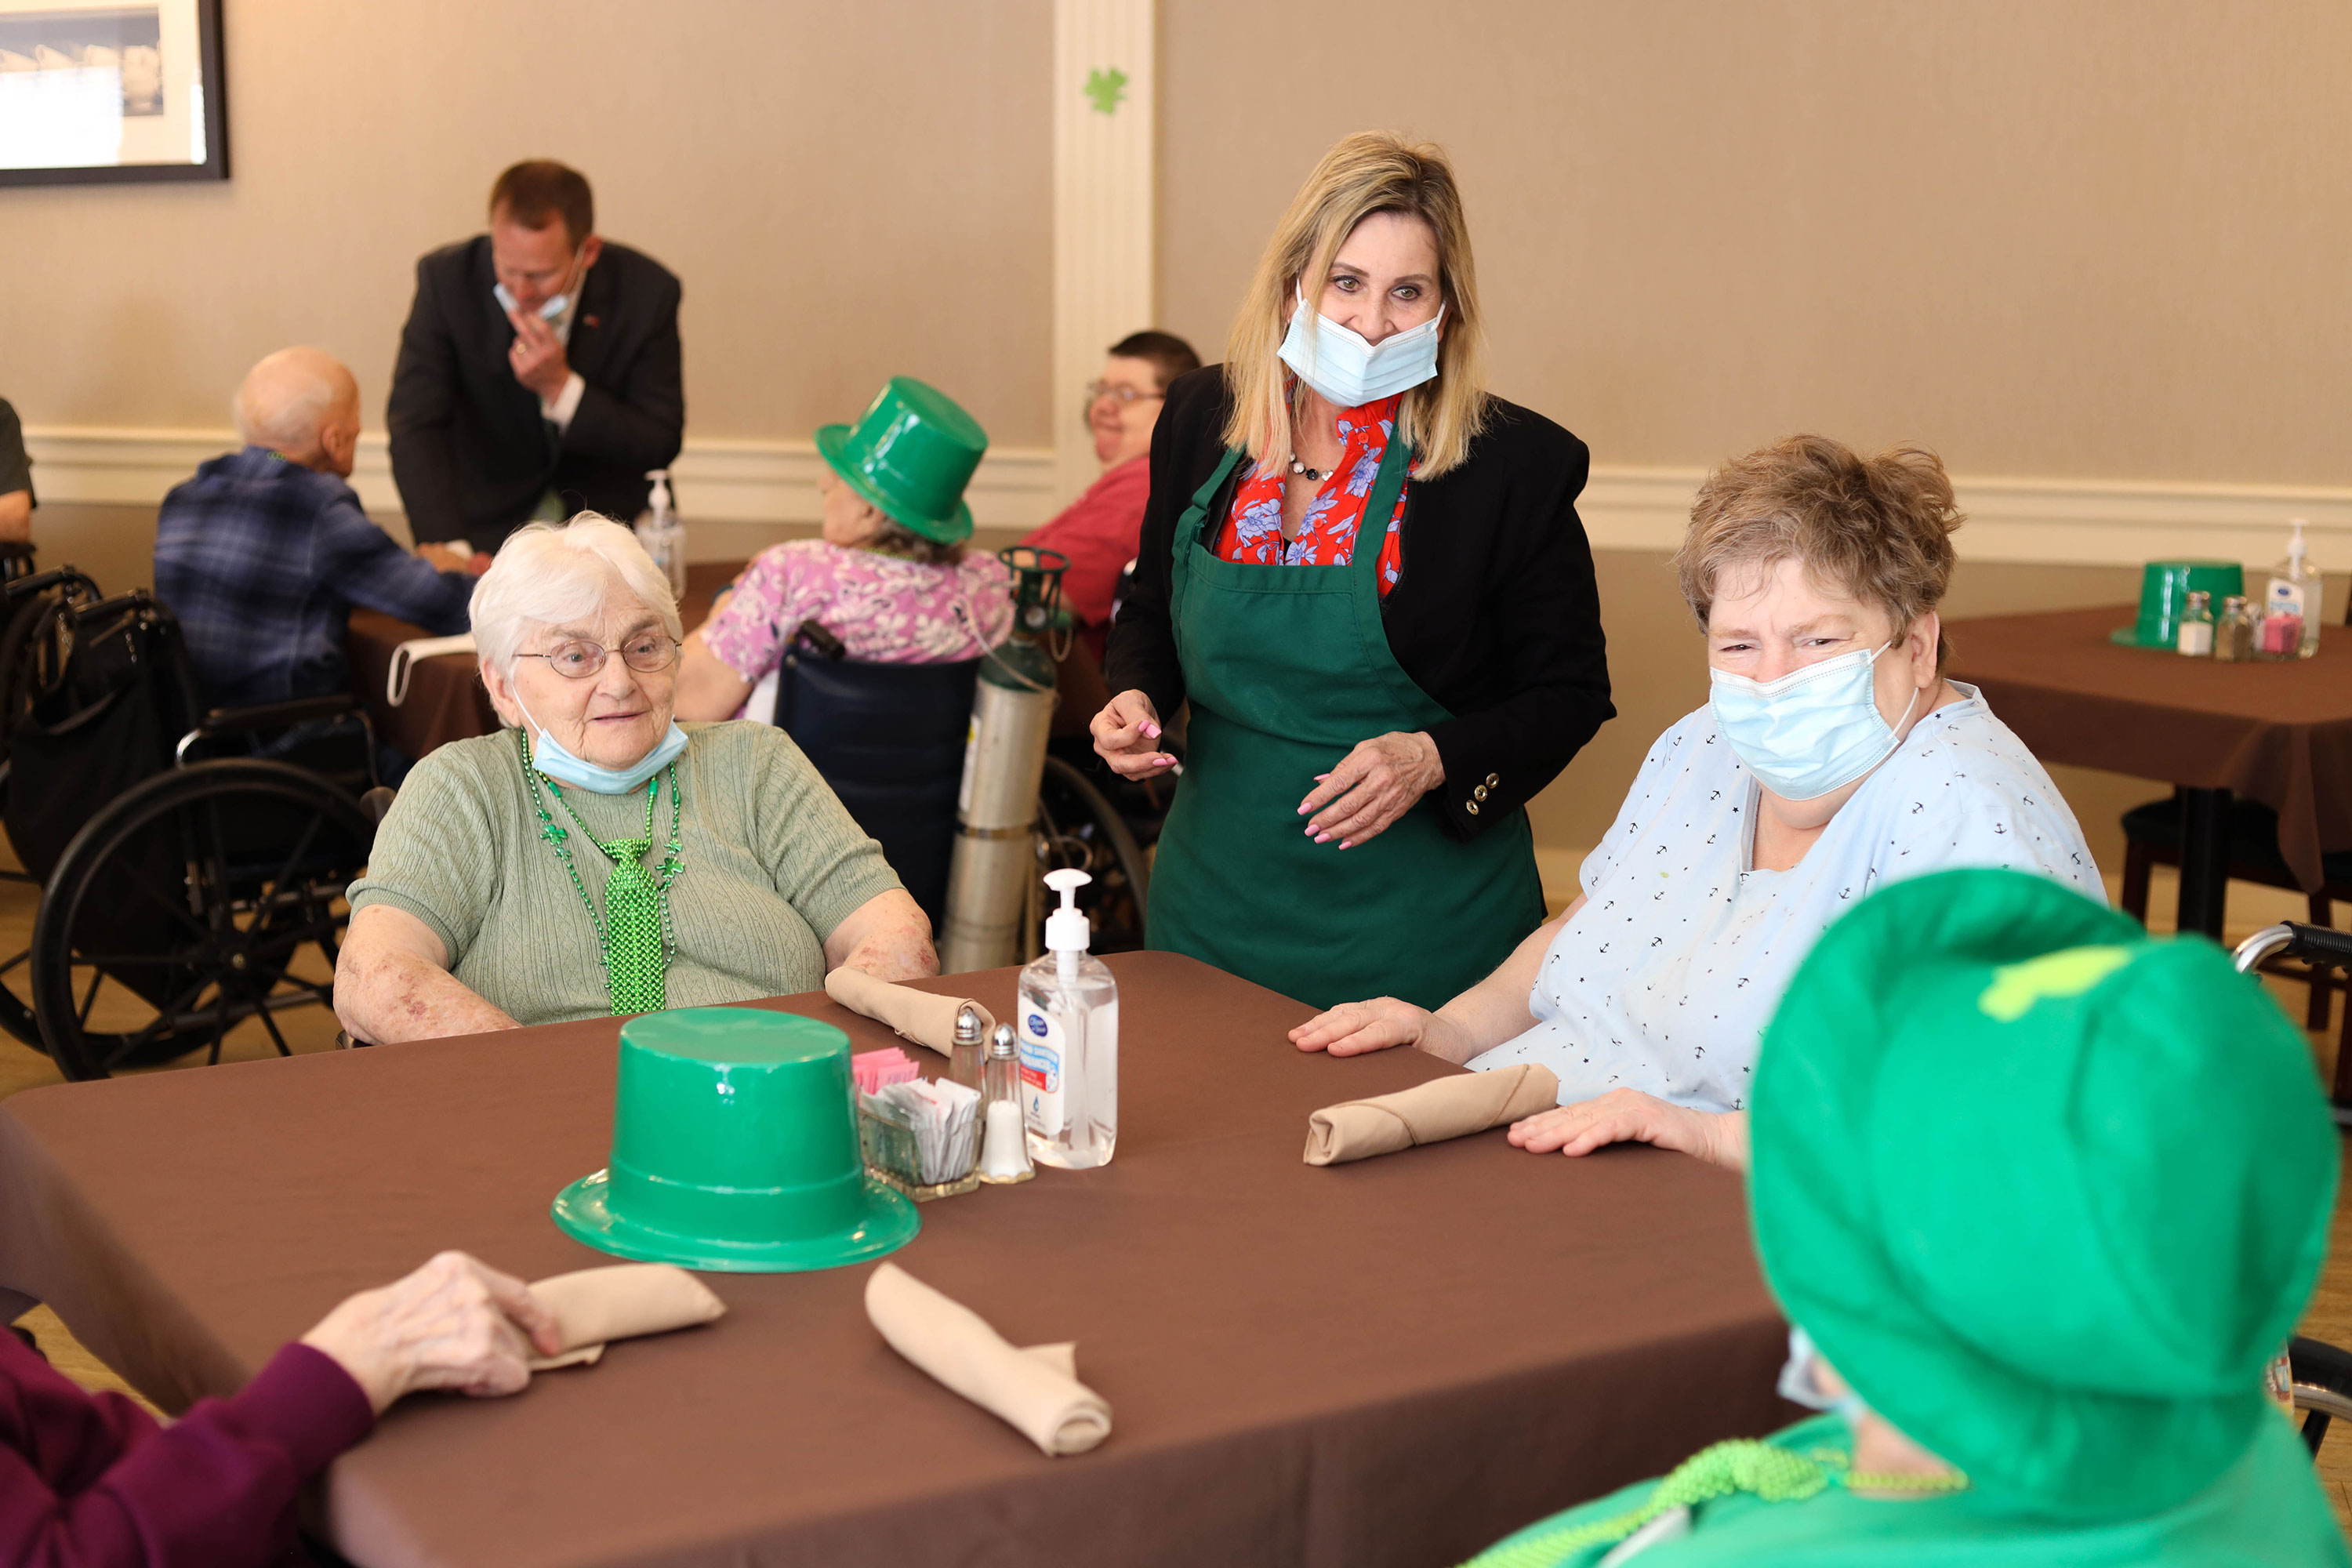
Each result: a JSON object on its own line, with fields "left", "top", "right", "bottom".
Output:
{"left": 815, "top": 423, "right": 975, "bottom": 546}
{"left": 1751, "top": 868, "right": 2329, "bottom": 1519}
{"left": 552, "top": 1167, "right": 919, "bottom": 1273}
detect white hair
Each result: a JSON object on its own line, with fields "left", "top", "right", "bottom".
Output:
{"left": 469, "top": 514, "right": 683, "bottom": 681}
{"left": 231, "top": 347, "right": 352, "bottom": 451}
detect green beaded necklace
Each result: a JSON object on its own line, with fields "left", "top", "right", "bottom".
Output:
{"left": 516, "top": 727, "right": 684, "bottom": 1015}
{"left": 1460, "top": 1438, "right": 1968, "bottom": 1566}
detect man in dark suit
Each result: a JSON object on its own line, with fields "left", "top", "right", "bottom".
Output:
{"left": 388, "top": 160, "right": 684, "bottom": 553}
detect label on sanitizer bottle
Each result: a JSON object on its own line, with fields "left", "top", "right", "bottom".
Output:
{"left": 1018, "top": 1009, "right": 1065, "bottom": 1137}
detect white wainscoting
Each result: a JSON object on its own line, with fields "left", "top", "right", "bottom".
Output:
{"left": 21, "top": 427, "right": 1062, "bottom": 532}
{"left": 24, "top": 425, "right": 2352, "bottom": 571}
{"left": 1578, "top": 466, "right": 2352, "bottom": 569}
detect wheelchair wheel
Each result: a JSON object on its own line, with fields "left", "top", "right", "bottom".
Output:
{"left": 1035, "top": 753, "right": 1151, "bottom": 954}
{"left": 25, "top": 760, "right": 373, "bottom": 1080}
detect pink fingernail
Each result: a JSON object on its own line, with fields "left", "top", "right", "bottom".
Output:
{"left": 1338, "top": 840, "right": 1353, "bottom": 849}
{"left": 1314, "top": 832, "right": 1332, "bottom": 844}
{"left": 1152, "top": 756, "right": 1174, "bottom": 768}
{"left": 1142, "top": 722, "right": 1161, "bottom": 738}
{"left": 1315, "top": 773, "right": 1331, "bottom": 781}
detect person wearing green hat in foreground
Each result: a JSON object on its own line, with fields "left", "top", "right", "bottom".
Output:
{"left": 1462, "top": 867, "right": 2347, "bottom": 1568}
{"left": 677, "top": 376, "right": 1013, "bottom": 724}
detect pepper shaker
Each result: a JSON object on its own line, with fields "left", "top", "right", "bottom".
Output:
{"left": 949, "top": 1005, "right": 985, "bottom": 1091}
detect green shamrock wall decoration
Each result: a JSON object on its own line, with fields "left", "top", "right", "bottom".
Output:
{"left": 1083, "top": 67, "right": 1128, "bottom": 115}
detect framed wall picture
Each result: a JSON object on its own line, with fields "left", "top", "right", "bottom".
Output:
{"left": 0, "top": 0, "right": 226, "bottom": 186}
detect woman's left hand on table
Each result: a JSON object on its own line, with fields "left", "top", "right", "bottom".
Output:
{"left": 1298, "top": 731, "right": 1444, "bottom": 848}
{"left": 1508, "top": 1091, "right": 1750, "bottom": 1174}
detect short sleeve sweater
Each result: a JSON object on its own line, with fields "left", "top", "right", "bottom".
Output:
{"left": 347, "top": 720, "right": 902, "bottom": 1025}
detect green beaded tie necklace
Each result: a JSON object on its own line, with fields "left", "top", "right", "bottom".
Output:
{"left": 517, "top": 728, "right": 684, "bottom": 1015}
{"left": 1460, "top": 1438, "right": 1967, "bottom": 1567}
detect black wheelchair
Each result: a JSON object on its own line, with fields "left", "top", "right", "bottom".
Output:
{"left": 0, "top": 572, "right": 382, "bottom": 1080}
{"left": 773, "top": 620, "right": 1160, "bottom": 958}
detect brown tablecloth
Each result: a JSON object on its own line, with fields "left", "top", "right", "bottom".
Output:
{"left": 1946, "top": 608, "right": 2352, "bottom": 891}
{"left": 0, "top": 953, "right": 1788, "bottom": 1568}
{"left": 346, "top": 561, "right": 748, "bottom": 762}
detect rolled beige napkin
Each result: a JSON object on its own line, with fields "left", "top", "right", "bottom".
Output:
{"left": 1304, "top": 1062, "right": 1562, "bottom": 1166}
{"left": 826, "top": 967, "right": 995, "bottom": 1058}
{"left": 524, "top": 1263, "right": 726, "bottom": 1371}
{"left": 865, "top": 1262, "right": 1111, "bottom": 1456}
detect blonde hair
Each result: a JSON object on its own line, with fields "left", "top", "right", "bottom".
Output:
{"left": 470, "top": 513, "right": 683, "bottom": 683}
{"left": 1675, "top": 435, "right": 1963, "bottom": 667}
{"left": 1222, "top": 132, "right": 1490, "bottom": 478}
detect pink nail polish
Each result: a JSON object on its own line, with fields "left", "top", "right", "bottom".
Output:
{"left": 1314, "top": 832, "right": 1331, "bottom": 844}
{"left": 1152, "top": 756, "right": 1174, "bottom": 768}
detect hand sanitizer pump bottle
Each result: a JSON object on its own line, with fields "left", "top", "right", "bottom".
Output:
{"left": 636, "top": 469, "right": 688, "bottom": 600}
{"left": 1018, "top": 869, "right": 1119, "bottom": 1169}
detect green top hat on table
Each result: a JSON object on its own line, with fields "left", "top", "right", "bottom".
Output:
{"left": 2111, "top": 559, "right": 2245, "bottom": 648}
{"left": 815, "top": 376, "right": 989, "bottom": 546}
{"left": 552, "top": 1007, "right": 919, "bottom": 1272}
{"left": 1752, "top": 868, "right": 2334, "bottom": 1519}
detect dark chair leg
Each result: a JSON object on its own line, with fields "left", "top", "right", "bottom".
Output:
{"left": 2310, "top": 895, "right": 2336, "bottom": 1033}
{"left": 2121, "top": 840, "right": 2153, "bottom": 926}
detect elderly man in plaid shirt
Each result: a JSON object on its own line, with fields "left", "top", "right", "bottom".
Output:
{"left": 154, "top": 348, "right": 476, "bottom": 771}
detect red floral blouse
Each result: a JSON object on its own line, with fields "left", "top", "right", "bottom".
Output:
{"left": 1214, "top": 393, "right": 1409, "bottom": 596}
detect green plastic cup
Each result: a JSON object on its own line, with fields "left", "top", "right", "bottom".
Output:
{"left": 552, "top": 1008, "right": 918, "bottom": 1272}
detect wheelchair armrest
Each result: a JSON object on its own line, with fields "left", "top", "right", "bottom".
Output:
{"left": 2234, "top": 922, "right": 2352, "bottom": 976}
{"left": 198, "top": 694, "right": 359, "bottom": 735}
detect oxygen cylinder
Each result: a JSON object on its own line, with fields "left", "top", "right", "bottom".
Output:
{"left": 940, "top": 547, "right": 1069, "bottom": 972}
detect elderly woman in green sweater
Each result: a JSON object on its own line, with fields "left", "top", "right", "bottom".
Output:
{"left": 336, "top": 516, "right": 932, "bottom": 1043}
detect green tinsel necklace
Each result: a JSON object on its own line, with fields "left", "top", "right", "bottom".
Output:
{"left": 516, "top": 727, "right": 684, "bottom": 1015}
{"left": 1460, "top": 1438, "right": 1968, "bottom": 1566}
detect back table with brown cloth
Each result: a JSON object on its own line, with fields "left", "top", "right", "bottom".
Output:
{"left": 0, "top": 953, "right": 1789, "bottom": 1568}
{"left": 347, "top": 560, "right": 745, "bottom": 761}
{"left": 1945, "top": 608, "right": 2352, "bottom": 938}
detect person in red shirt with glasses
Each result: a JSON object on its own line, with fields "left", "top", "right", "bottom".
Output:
{"left": 1020, "top": 331, "right": 1199, "bottom": 658}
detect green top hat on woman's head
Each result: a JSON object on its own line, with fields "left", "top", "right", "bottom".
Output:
{"left": 815, "top": 376, "right": 989, "bottom": 546}
{"left": 1752, "top": 869, "right": 2335, "bottom": 1520}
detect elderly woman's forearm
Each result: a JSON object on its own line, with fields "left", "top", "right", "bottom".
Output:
{"left": 337, "top": 949, "right": 518, "bottom": 1044}
{"left": 1431, "top": 898, "right": 1580, "bottom": 1064}
{"left": 822, "top": 889, "right": 938, "bottom": 981}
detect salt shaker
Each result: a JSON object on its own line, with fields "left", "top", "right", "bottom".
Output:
{"left": 979, "top": 1023, "right": 1034, "bottom": 1185}
{"left": 949, "top": 1005, "right": 985, "bottom": 1091}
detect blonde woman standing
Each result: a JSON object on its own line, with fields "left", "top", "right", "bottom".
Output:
{"left": 1097, "top": 134, "right": 1613, "bottom": 1011}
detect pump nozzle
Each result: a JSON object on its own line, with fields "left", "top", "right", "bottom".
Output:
{"left": 2289, "top": 517, "right": 2308, "bottom": 565}
{"left": 646, "top": 469, "right": 673, "bottom": 519}
{"left": 1043, "top": 869, "right": 1092, "bottom": 954}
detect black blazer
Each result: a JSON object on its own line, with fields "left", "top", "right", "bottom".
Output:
{"left": 387, "top": 236, "right": 684, "bottom": 550}
{"left": 1106, "top": 367, "right": 1613, "bottom": 840}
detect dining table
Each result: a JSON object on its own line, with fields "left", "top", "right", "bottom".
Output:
{"left": 347, "top": 560, "right": 744, "bottom": 762}
{"left": 0, "top": 953, "right": 1792, "bottom": 1568}
{"left": 1944, "top": 607, "right": 2352, "bottom": 939}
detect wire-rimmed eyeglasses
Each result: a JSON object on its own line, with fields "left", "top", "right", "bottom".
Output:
{"left": 1083, "top": 380, "right": 1164, "bottom": 411}
{"left": 519, "top": 632, "right": 681, "bottom": 680}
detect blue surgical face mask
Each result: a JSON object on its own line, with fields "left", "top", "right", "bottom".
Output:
{"left": 1708, "top": 641, "right": 1919, "bottom": 802}
{"left": 1277, "top": 284, "right": 1445, "bottom": 407}
{"left": 492, "top": 249, "right": 585, "bottom": 324}
{"left": 516, "top": 691, "right": 688, "bottom": 795}
{"left": 1777, "top": 1327, "right": 1868, "bottom": 1427}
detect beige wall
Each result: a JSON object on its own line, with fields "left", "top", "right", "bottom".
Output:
{"left": 2, "top": 0, "right": 1053, "bottom": 447}
{"left": 1161, "top": 0, "right": 2352, "bottom": 485}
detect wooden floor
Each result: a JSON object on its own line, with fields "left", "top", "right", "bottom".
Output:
{"left": 2, "top": 849, "right": 2349, "bottom": 1526}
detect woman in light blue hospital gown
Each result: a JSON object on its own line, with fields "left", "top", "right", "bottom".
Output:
{"left": 1290, "top": 435, "right": 2102, "bottom": 1172}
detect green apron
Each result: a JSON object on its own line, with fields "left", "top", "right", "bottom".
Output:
{"left": 1146, "top": 439, "right": 1548, "bottom": 1011}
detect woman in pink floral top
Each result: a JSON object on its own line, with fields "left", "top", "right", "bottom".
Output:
{"left": 677, "top": 467, "right": 1011, "bottom": 721}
